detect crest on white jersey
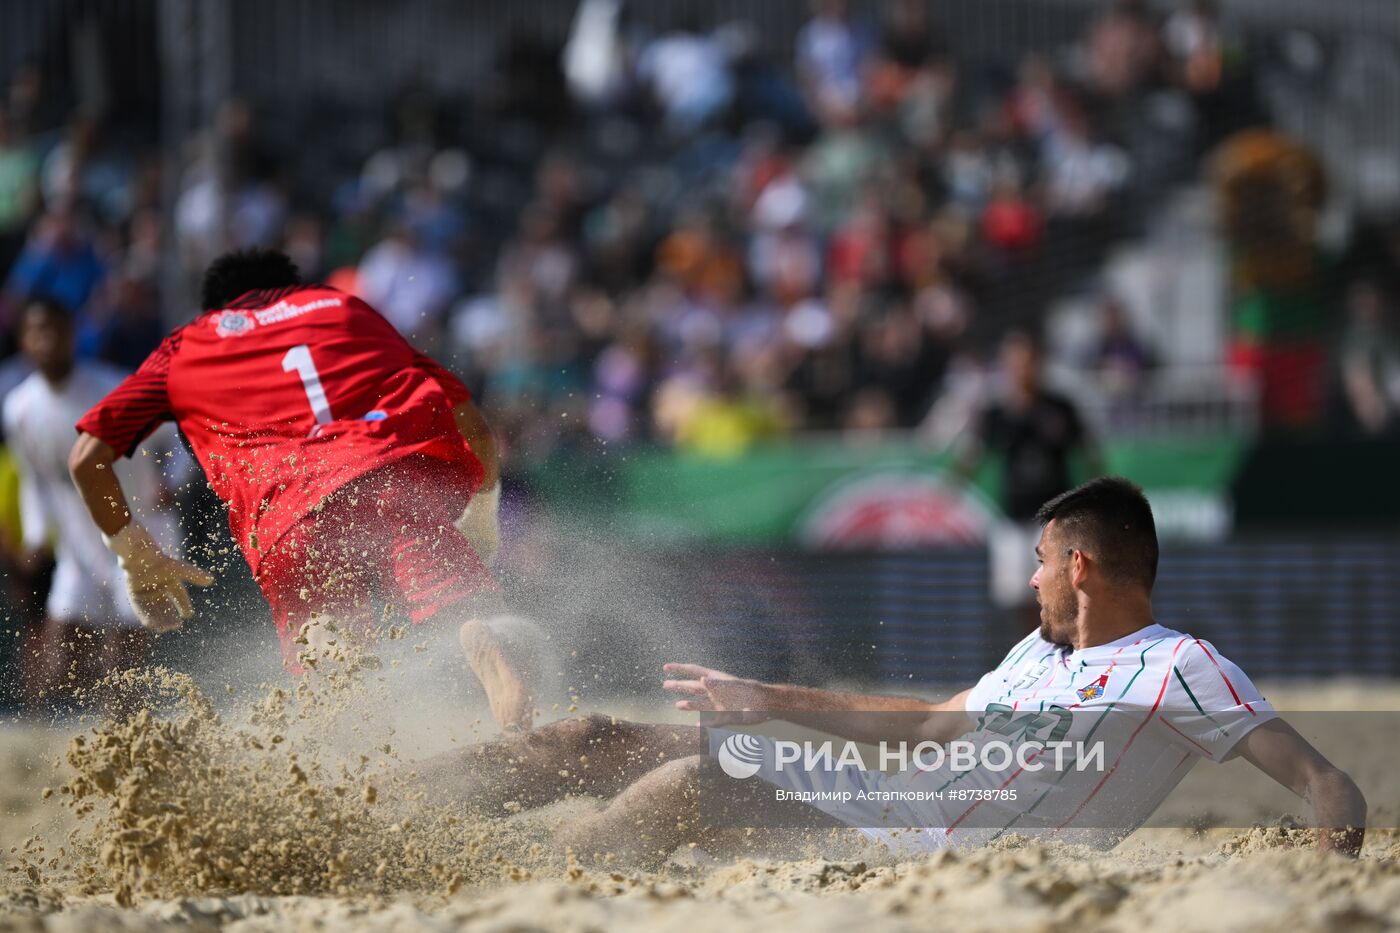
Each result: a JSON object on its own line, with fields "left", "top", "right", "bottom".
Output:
{"left": 1076, "top": 674, "right": 1110, "bottom": 701}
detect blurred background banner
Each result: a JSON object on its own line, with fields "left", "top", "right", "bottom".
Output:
{"left": 525, "top": 434, "right": 1245, "bottom": 546}
{"left": 0, "top": 0, "right": 1398, "bottom": 708}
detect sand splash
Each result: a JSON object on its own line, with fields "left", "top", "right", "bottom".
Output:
{"left": 42, "top": 646, "right": 538, "bottom": 906}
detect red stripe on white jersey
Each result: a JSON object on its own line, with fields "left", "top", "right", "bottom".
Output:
{"left": 1050, "top": 637, "right": 1190, "bottom": 834}
{"left": 1192, "top": 638, "right": 1256, "bottom": 714}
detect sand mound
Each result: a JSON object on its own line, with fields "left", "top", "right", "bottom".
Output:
{"left": 1215, "top": 820, "right": 1318, "bottom": 855}
{"left": 4, "top": 839, "right": 1398, "bottom": 932}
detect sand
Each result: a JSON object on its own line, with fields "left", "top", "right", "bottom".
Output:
{"left": 2, "top": 670, "right": 1398, "bottom": 932}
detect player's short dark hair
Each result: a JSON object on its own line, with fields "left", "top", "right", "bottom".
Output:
{"left": 1035, "top": 476, "right": 1158, "bottom": 591}
{"left": 20, "top": 294, "right": 74, "bottom": 325}
{"left": 200, "top": 248, "right": 300, "bottom": 310}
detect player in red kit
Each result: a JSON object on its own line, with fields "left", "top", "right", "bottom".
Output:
{"left": 68, "top": 248, "right": 537, "bottom": 730}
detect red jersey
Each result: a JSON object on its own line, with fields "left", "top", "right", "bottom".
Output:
{"left": 77, "top": 285, "right": 484, "bottom": 574}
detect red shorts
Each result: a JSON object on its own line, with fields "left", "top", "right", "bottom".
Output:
{"left": 256, "top": 456, "right": 498, "bottom": 666}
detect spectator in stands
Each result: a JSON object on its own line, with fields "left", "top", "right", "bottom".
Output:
{"left": 283, "top": 212, "right": 328, "bottom": 284}
{"left": 3, "top": 204, "right": 106, "bottom": 329}
{"left": 174, "top": 136, "right": 227, "bottom": 277}
{"left": 668, "top": 361, "right": 787, "bottom": 459}
{"left": 1041, "top": 99, "right": 1131, "bottom": 220}
{"left": 826, "top": 189, "right": 895, "bottom": 289}
{"left": 357, "top": 224, "right": 460, "bottom": 341}
{"left": 796, "top": 0, "right": 872, "bottom": 125}
{"left": 324, "top": 185, "right": 379, "bottom": 274}
{"left": 5, "top": 63, "right": 60, "bottom": 137}
{"left": 981, "top": 178, "right": 1043, "bottom": 256}
{"left": 866, "top": 0, "right": 947, "bottom": 112}
{"left": 590, "top": 322, "right": 656, "bottom": 445}
{"left": 1038, "top": 96, "right": 1130, "bottom": 291}
{"left": 400, "top": 177, "right": 469, "bottom": 258}
{"left": 533, "top": 152, "right": 589, "bottom": 236}
{"left": 1084, "top": 0, "right": 1164, "bottom": 100}
{"left": 80, "top": 272, "right": 164, "bottom": 372}
{"left": 1093, "top": 295, "right": 1155, "bottom": 393}
{"left": 563, "top": 0, "right": 632, "bottom": 113}
{"left": 120, "top": 207, "right": 163, "bottom": 285}
{"left": 225, "top": 173, "right": 287, "bottom": 252}
{"left": 854, "top": 298, "right": 941, "bottom": 426}
{"left": 1164, "top": 0, "right": 1225, "bottom": 95}
{"left": 801, "top": 118, "right": 885, "bottom": 233}
{"left": 843, "top": 387, "right": 898, "bottom": 440}
{"left": 1005, "top": 54, "right": 1060, "bottom": 142}
{"left": 0, "top": 109, "right": 38, "bottom": 279}
{"left": 780, "top": 303, "right": 855, "bottom": 431}
{"left": 40, "top": 118, "right": 128, "bottom": 223}
{"left": 944, "top": 129, "right": 999, "bottom": 212}
{"left": 1336, "top": 278, "right": 1400, "bottom": 437}
{"left": 655, "top": 205, "right": 745, "bottom": 306}
{"left": 955, "top": 331, "right": 1101, "bottom": 633}
{"left": 496, "top": 201, "right": 580, "bottom": 313}
{"left": 583, "top": 183, "right": 651, "bottom": 294}
{"left": 750, "top": 179, "right": 822, "bottom": 308}
{"left": 637, "top": 23, "right": 735, "bottom": 134}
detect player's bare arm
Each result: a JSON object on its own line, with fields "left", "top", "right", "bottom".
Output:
{"left": 664, "top": 662, "right": 938, "bottom": 713}
{"left": 68, "top": 432, "right": 130, "bottom": 537}
{"left": 451, "top": 397, "right": 503, "bottom": 567}
{"left": 663, "top": 662, "right": 972, "bottom": 745}
{"left": 1230, "top": 719, "right": 1367, "bottom": 856}
{"left": 70, "top": 430, "right": 213, "bottom": 632}
{"left": 451, "top": 398, "right": 499, "bottom": 489}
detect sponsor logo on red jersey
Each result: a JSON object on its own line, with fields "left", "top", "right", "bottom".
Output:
{"left": 214, "top": 310, "right": 256, "bottom": 338}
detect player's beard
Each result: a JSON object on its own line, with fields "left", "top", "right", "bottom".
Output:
{"left": 1037, "top": 576, "right": 1076, "bottom": 649}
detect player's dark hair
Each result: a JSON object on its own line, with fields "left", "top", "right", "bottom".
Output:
{"left": 21, "top": 294, "right": 74, "bottom": 325}
{"left": 1035, "top": 476, "right": 1158, "bottom": 591}
{"left": 200, "top": 248, "right": 301, "bottom": 310}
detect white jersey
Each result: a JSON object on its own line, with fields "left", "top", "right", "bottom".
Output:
{"left": 934, "top": 623, "right": 1276, "bottom": 846}
{"left": 717, "top": 623, "right": 1275, "bottom": 851}
{"left": 3, "top": 365, "right": 179, "bottom": 627}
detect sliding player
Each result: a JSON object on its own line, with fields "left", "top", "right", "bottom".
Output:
{"left": 418, "top": 478, "right": 1366, "bottom": 862}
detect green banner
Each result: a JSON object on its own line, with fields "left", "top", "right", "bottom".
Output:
{"left": 526, "top": 436, "right": 1246, "bottom": 547}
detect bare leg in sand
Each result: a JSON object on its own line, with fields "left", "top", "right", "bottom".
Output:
{"left": 297, "top": 595, "right": 543, "bottom": 734}
{"left": 417, "top": 616, "right": 849, "bottom": 866}
{"left": 414, "top": 710, "right": 850, "bottom": 867}
{"left": 417, "top": 714, "right": 705, "bottom": 811}
{"left": 457, "top": 615, "right": 541, "bottom": 732}
{"left": 413, "top": 715, "right": 725, "bottom": 864}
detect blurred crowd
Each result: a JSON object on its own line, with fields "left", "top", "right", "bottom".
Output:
{"left": 0, "top": 0, "right": 1397, "bottom": 468}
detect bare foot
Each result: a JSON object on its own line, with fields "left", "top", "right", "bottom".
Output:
{"left": 459, "top": 618, "right": 533, "bottom": 731}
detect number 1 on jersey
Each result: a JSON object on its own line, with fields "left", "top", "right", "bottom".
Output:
{"left": 282, "top": 344, "right": 333, "bottom": 424}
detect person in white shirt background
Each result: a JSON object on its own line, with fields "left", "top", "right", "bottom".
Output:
{"left": 2, "top": 296, "right": 182, "bottom": 716}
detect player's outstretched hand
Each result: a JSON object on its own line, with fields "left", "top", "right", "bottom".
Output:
{"left": 663, "top": 663, "right": 775, "bottom": 724}
{"left": 456, "top": 483, "right": 501, "bottom": 567}
{"left": 105, "top": 523, "right": 215, "bottom": 633}
{"left": 663, "top": 663, "right": 739, "bottom": 703}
